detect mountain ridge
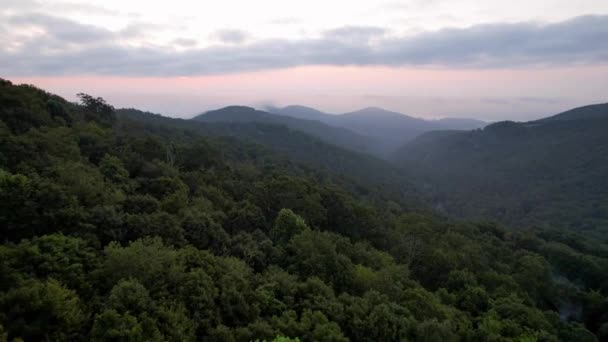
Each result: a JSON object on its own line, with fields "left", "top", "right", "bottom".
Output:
{"left": 532, "top": 103, "right": 608, "bottom": 123}
{"left": 193, "top": 106, "right": 383, "bottom": 155}
{"left": 266, "top": 105, "right": 487, "bottom": 155}
{"left": 393, "top": 102, "right": 608, "bottom": 233}
{"left": 118, "top": 107, "right": 418, "bottom": 201}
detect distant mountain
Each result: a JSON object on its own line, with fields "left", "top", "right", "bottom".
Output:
{"left": 532, "top": 103, "right": 608, "bottom": 123}
{"left": 392, "top": 103, "right": 608, "bottom": 234}
{"left": 266, "top": 105, "right": 331, "bottom": 122}
{"left": 193, "top": 106, "right": 381, "bottom": 155}
{"left": 435, "top": 117, "right": 488, "bottom": 130}
{"left": 339, "top": 107, "right": 433, "bottom": 139}
{"left": 267, "top": 105, "right": 486, "bottom": 156}
{"left": 118, "top": 108, "right": 418, "bottom": 201}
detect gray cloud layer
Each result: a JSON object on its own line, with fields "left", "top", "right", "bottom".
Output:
{"left": 212, "top": 29, "right": 249, "bottom": 44}
{"left": 1, "top": 13, "right": 607, "bottom": 76}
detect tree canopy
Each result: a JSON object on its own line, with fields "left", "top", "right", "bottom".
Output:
{"left": 0, "top": 79, "right": 606, "bottom": 341}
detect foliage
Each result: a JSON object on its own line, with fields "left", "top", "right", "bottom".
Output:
{"left": 395, "top": 109, "right": 608, "bottom": 243}
{"left": 0, "top": 79, "right": 605, "bottom": 341}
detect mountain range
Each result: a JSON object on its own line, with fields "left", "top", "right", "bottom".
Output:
{"left": 194, "top": 105, "right": 486, "bottom": 157}
{"left": 193, "top": 101, "right": 608, "bottom": 235}
{"left": 193, "top": 106, "right": 381, "bottom": 156}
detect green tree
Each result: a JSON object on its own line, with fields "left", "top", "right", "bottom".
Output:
{"left": 271, "top": 208, "right": 309, "bottom": 244}
{"left": 99, "top": 154, "right": 130, "bottom": 184}
{"left": 77, "top": 93, "right": 116, "bottom": 125}
{"left": 0, "top": 279, "right": 85, "bottom": 341}
{"left": 90, "top": 309, "right": 144, "bottom": 342}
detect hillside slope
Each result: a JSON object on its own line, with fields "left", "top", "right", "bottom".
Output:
{"left": 120, "top": 108, "right": 416, "bottom": 202}
{"left": 533, "top": 103, "right": 608, "bottom": 123}
{"left": 194, "top": 106, "right": 382, "bottom": 155}
{"left": 394, "top": 104, "right": 608, "bottom": 235}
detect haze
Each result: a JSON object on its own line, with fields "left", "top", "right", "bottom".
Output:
{"left": 2, "top": 0, "right": 608, "bottom": 120}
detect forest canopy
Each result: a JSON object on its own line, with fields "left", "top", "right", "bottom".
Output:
{"left": 1, "top": 79, "right": 607, "bottom": 341}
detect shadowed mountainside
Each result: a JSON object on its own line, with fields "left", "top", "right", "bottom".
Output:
{"left": 393, "top": 103, "right": 608, "bottom": 235}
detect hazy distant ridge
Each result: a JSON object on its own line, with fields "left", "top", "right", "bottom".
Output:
{"left": 224, "top": 105, "right": 488, "bottom": 156}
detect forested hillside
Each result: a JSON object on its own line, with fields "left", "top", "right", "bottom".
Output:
{"left": 1, "top": 79, "right": 607, "bottom": 341}
{"left": 394, "top": 105, "right": 608, "bottom": 240}
{"left": 194, "top": 106, "right": 383, "bottom": 156}
{"left": 118, "top": 108, "right": 415, "bottom": 202}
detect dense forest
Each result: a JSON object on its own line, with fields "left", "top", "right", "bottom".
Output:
{"left": 394, "top": 106, "right": 608, "bottom": 240}
{"left": 1, "top": 79, "right": 608, "bottom": 341}
{"left": 117, "top": 107, "right": 416, "bottom": 203}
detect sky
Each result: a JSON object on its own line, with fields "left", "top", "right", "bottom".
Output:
{"left": 1, "top": 0, "right": 608, "bottom": 120}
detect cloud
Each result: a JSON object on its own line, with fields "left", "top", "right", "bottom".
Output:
{"left": 212, "top": 29, "right": 249, "bottom": 44}
{"left": 517, "top": 96, "right": 564, "bottom": 105}
{"left": 380, "top": 15, "right": 608, "bottom": 67}
{"left": 323, "top": 26, "right": 387, "bottom": 41}
{"left": 269, "top": 17, "right": 301, "bottom": 25}
{"left": 379, "top": 0, "right": 444, "bottom": 12}
{"left": 481, "top": 96, "right": 566, "bottom": 106}
{"left": 1, "top": 14, "right": 608, "bottom": 76}
{"left": 8, "top": 13, "right": 114, "bottom": 44}
{"left": 172, "top": 38, "right": 198, "bottom": 47}
{"left": 2, "top": 0, "right": 120, "bottom": 16}
{"left": 119, "top": 23, "right": 167, "bottom": 39}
